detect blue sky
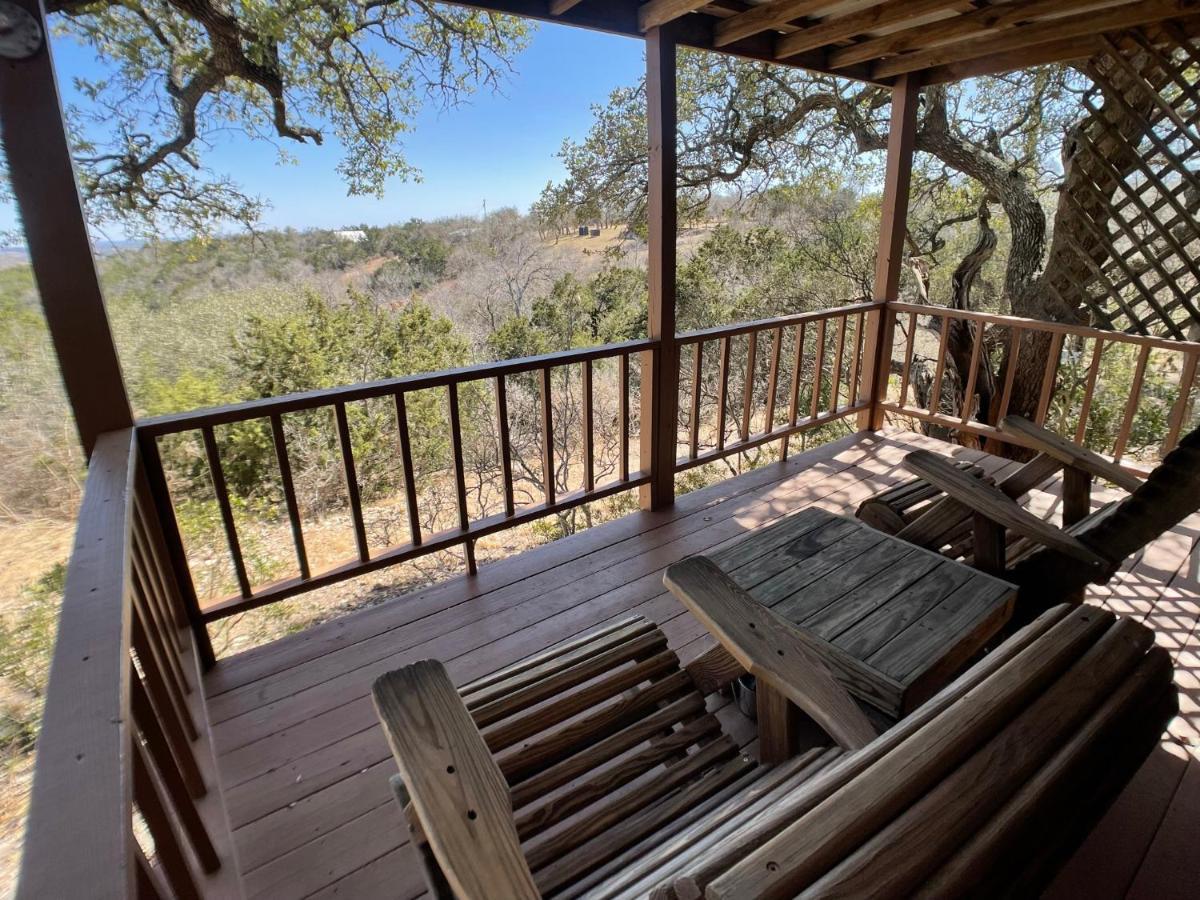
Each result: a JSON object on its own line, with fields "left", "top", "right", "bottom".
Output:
{"left": 1, "top": 19, "right": 646, "bottom": 240}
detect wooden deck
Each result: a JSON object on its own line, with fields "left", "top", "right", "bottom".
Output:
{"left": 201, "top": 429, "right": 1200, "bottom": 899}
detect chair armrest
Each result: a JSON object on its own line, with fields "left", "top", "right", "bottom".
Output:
{"left": 372, "top": 662, "right": 540, "bottom": 900}
{"left": 664, "top": 556, "right": 877, "bottom": 750}
{"left": 903, "top": 450, "right": 1108, "bottom": 570}
{"left": 998, "top": 416, "right": 1142, "bottom": 493}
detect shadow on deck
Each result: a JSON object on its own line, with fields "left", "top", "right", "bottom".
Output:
{"left": 200, "top": 429, "right": 1200, "bottom": 899}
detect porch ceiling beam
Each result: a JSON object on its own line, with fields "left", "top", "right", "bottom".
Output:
{"left": 827, "top": 0, "right": 1100, "bottom": 70}
{"left": 774, "top": 0, "right": 965, "bottom": 60}
{"left": 712, "top": 0, "right": 835, "bottom": 47}
{"left": 548, "top": 0, "right": 585, "bottom": 15}
{"left": 872, "top": 0, "right": 1200, "bottom": 79}
{"left": 448, "top": 1, "right": 889, "bottom": 83}
{"left": 922, "top": 34, "right": 1102, "bottom": 84}
{"left": 639, "top": 0, "right": 713, "bottom": 32}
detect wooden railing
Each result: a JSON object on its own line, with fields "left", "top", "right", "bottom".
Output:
{"left": 881, "top": 302, "right": 1200, "bottom": 466}
{"left": 674, "top": 302, "right": 880, "bottom": 470}
{"left": 138, "top": 339, "right": 656, "bottom": 621}
{"left": 84, "top": 299, "right": 1197, "bottom": 645}
{"left": 17, "top": 430, "right": 235, "bottom": 899}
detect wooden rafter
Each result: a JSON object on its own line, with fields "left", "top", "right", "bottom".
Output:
{"left": 826, "top": 0, "right": 1102, "bottom": 70}
{"left": 433, "top": 1, "right": 1200, "bottom": 84}
{"left": 775, "top": 0, "right": 967, "bottom": 61}
{"left": 712, "top": 0, "right": 835, "bottom": 47}
{"left": 547, "top": 0, "right": 584, "bottom": 15}
{"left": 638, "top": 0, "right": 712, "bottom": 32}
{"left": 872, "top": 0, "right": 1200, "bottom": 79}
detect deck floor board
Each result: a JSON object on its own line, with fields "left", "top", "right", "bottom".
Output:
{"left": 204, "top": 429, "right": 1200, "bottom": 899}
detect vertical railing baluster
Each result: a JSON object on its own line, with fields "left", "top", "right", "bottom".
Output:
{"left": 137, "top": 437, "right": 212, "bottom": 668}
{"left": 582, "top": 360, "right": 595, "bottom": 493}
{"left": 764, "top": 326, "right": 782, "bottom": 434}
{"left": 619, "top": 353, "right": 630, "bottom": 481}
{"left": 960, "top": 319, "right": 985, "bottom": 423}
{"left": 131, "top": 607, "right": 196, "bottom": 744}
{"left": 688, "top": 341, "right": 703, "bottom": 460}
{"left": 446, "top": 383, "right": 476, "bottom": 575}
{"left": 132, "top": 740, "right": 202, "bottom": 900}
{"left": 740, "top": 331, "right": 758, "bottom": 443}
{"left": 716, "top": 336, "right": 731, "bottom": 452}
{"left": 130, "top": 663, "right": 205, "bottom": 803}
{"left": 1076, "top": 338, "right": 1105, "bottom": 444}
{"left": 1114, "top": 343, "right": 1152, "bottom": 461}
{"left": 130, "top": 672, "right": 215, "bottom": 869}
{"left": 541, "top": 366, "right": 555, "bottom": 505}
{"left": 1166, "top": 350, "right": 1198, "bottom": 451}
{"left": 898, "top": 310, "right": 917, "bottom": 408}
{"left": 996, "top": 327, "right": 1023, "bottom": 422}
{"left": 200, "top": 425, "right": 251, "bottom": 599}
{"left": 130, "top": 558, "right": 190, "bottom": 705}
{"left": 394, "top": 392, "right": 423, "bottom": 546}
{"left": 269, "top": 413, "right": 309, "bottom": 580}
{"left": 847, "top": 312, "right": 865, "bottom": 407}
{"left": 929, "top": 316, "right": 951, "bottom": 417}
{"left": 810, "top": 318, "right": 827, "bottom": 420}
{"left": 1035, "top": 331, "right": 1065, "bottom": 426}
{"left": 131, "top": 512, "right": 184, "bottom": 657}
{"left": 782, "top": 322, "right": 806, "bottom": 459}
{"left": 494, "top": 377, "right": 515, "bottom": 516}
{"left": 334, "top": 401, "right": 369, "bottom": 563}
{"left": 830, "top": 314, "right": 847, "bottom": 412}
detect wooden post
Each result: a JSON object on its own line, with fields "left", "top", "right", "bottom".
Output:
{"left": 640, "top": 24, "right": 680, "bottom": 510}
{"left": 859, "top": 73, "right": 921, "bottom": 431}
{"left": 0, "top": 0, "right": 132, "bottom": 456}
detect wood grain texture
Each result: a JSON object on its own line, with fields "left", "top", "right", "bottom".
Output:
{"left": 904, "top": 449, "right": 1108, "bottom": 567}
{"left": 17, "top": 430, "right": 137, "bottom": 900}
{"left": 372, "top": 661, "right": 539, "bottom": 900}
{"left": 999, "top": 415, "right": 1143, "bottom": 493}
{"left": 664, "top": 556, "right": 877, "bottom": 749}
{"left": 702, "top": 607, "right": 1139, "bottom": 898}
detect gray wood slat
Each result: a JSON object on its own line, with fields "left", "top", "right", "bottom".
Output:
{"left": 795, "top": 545, "right": 942, "bottom": 639}
{"left": 749, "top": 526, "right": 886, "bottom": 606}
{"left": 708, "top": 506, "right": 829, "bottom": 572}
{"left": 831, "top": 559, "right": 977, "bottom": 661}
{"left": 867, "top": 576, "right": 1016, "bottom": 681}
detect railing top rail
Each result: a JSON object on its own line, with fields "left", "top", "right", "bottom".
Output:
{"left": 139, "top": 337, "right": 657, "bottom": 436}
{"left": 675, "top": 301, "right": 882, "bottom": 344}
{"left": 887, "top": 300, "right": 1200, "bottom": 354}
{"left": 17, "top": 428, "right": 136, "bottom": 900}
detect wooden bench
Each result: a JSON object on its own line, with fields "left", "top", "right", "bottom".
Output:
{"left": 373, "top": 596, "right": 1176, "bottom": 899}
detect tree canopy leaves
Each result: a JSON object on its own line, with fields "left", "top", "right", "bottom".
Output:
{"left": 48, "top": 0, "right": 531, "bottom": 234}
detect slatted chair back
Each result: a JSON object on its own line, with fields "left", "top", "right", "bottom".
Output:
{"left": 377, "top": 616, "right": 770, "bottom": 898}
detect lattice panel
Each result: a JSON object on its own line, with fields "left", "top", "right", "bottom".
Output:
{"left": 1057, "top": 24, "right": 1200, "bottom": 340}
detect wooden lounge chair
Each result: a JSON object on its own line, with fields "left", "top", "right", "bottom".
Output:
{"left": 857, "top": 416, "right": 1145, "bottom": 558}
{"left": 371, "top": 565, "right": 1176, "bottom": 899}
{"left": 891, "top": 418, "right": 1200, "bottom": 620}
{"left": 857, "top": 416, "right": 1200, "bottom": 611}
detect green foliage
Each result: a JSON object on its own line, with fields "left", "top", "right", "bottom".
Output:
{"left": 0, "top": 564, "right": 65, "bottom": 750}
{"left": 57, "top": 1, "right": 532, "bottom": 234}
{"left": 156, "top": 290, "right": 472, "bottom": 514}
{"left": 486, "top": 267, "right": 647, "bottom": 359}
